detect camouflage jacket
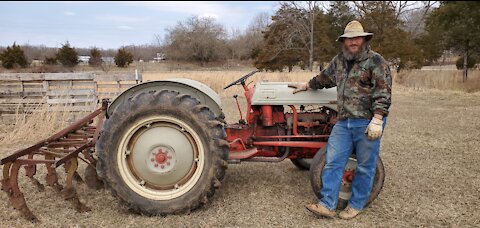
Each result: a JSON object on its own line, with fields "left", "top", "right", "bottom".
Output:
{"left": 309, "top": 49, "right": 392, "bottom": 120}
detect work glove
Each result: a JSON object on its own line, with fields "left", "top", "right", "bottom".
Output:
{"left": 365, "top": 117, "right": 383, "bottom": 140}
{"left": 288, "top": 82, "right": 309, "bottom": 94}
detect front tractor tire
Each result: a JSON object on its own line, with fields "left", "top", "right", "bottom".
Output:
{"left": 96, "top": 90, "right": 229, "bottom": 215}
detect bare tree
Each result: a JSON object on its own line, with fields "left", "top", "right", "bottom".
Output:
{"left": 353, "top": 1, "right": 437, "bottom": 24}
{"left": 101, "top": 61, "right": 113, "bottom": 73}
{"left": 404, "top": 1, "right": 437, "bottom": 38}
{"left": 153, "top": 34, "right": 164, "bottom": 48}
{"left": 351, "top": 1, "right": 437, "bottom": 40}
{"left": 279, "top": 1, "right": 320, "bottom": 71}
{"left": 227, "top": 12, "right": 271, "bottom": 60}
{"left": 164, "top": 16, "right": 228, "bottom": 64}
{"left": 247, "top": 12, "right": 271, "bottom": 34}
{"left": 228, "top": 27, "right": 243, "bottom": 59}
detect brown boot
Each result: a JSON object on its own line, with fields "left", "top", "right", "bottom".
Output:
{"left": 338, "top": 206, "right": 362, "bottom": 220}
{"left": 305, "top": 204, "right": 336, "bottom": 218}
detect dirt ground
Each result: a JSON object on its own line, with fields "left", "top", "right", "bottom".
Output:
{"left": 1, "top": 86, "right": 479, "bottom": 227}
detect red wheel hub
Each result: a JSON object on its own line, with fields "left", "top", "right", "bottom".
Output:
{"left": 147, "top": 147, "right": 176, "bottom": 173}
{"left": 155, "top": 152, "right": 167, "bottom": 164}
{"left": 150, "top": 149, "right": 172, "bottom": 169}
{"left": 342, "top": 169, "right": 355, "bottom": 183}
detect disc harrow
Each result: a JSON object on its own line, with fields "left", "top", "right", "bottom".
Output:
{"left": 0, "top": 100, "right": 108, "bottom": 221}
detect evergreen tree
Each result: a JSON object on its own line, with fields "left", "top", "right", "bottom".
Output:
{"left": 0, "top": 42, "right": 28, "bottom": 69}
{"left": 357, "top": 1, "right": 423, "bottom": 69}
{"left": 426, "top": 1, "right": 480, "bottom": 81}
{"left": 88, "top": 47, "right": 103, "bottom": 67}
{"left": 56, "top": 42, "right": 78, "bottom": 67}
{"left": 115, "top": 48, "right": 134, "bottom": 68}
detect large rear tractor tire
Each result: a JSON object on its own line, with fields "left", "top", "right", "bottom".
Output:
{"left": 96, "top": 90, "right": 229, "bottom": 215}
{"left": 309, "top": 148, "right": 385, "bottom": 210}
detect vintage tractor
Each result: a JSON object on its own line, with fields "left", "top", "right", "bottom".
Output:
{"left": 0, "top": 70, "right": 384, "bottom": 221}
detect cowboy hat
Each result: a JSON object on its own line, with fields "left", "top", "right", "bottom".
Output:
{"left": 337, "top": 20, "right": 373, "bottom": 42}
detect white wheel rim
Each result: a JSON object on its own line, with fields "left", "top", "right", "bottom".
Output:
{"left": 117, "top": 115, "right": 205, "bottom": 200}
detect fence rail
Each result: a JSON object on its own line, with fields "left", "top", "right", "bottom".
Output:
{"left": 0, "top": 72, "right": 142, "bottom": 123}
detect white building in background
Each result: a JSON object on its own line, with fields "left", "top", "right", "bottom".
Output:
{"left": 102, "top": 57, "right": 115, "bottom": 64}
{"left": 153, "top": 53, "right": 166, "bottom": 62}
{"left": 77, "top": 56, "right": 114, "bottom": 65}
{"left": 78, "top": 55, "right": 90, "bottom": 64}
{"left": 30, "top": 59, "right": 43, "bottom": 67}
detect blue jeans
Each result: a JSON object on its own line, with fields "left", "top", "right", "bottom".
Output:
{"left": 319, "top": 118, "right": 386, "bottom": 211}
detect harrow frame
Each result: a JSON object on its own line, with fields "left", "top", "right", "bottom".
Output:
{"left": 0, "top": 100, "right": 108, "bottom": 221}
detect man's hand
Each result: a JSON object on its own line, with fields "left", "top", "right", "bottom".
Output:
{"left": 288, "top": 82, "right": 309, "bottom": 94}
{"left": 365, "top": 116, "right": 383, "bottom": 140}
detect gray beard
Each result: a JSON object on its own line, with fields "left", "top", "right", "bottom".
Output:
{"left": 342, "top": 43, "right": 368, "bottom": 61}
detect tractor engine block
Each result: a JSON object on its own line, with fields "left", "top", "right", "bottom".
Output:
{"left": 285, "top": 106, "right": 337, "bottom": 136}
{"left": 226, "top": 105, "right": 337, "bottom": 159}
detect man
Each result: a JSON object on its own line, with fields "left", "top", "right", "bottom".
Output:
{"left": 289, "top": 20, "right": 392, "bottom": 219}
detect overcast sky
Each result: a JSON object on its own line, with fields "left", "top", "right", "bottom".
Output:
{"left": 0, "top": 1, "right": 278, "bottom": 49}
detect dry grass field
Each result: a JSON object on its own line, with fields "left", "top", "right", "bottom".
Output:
{"left": 396, "top": 69, "right": 480, "bottom": 93}
{"left": 0, "top": 70, "right": 479, "bottom": 227}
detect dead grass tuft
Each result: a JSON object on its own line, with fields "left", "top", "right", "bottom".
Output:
{"left": 0, "top": 102, "right": 91, "bottom": 146}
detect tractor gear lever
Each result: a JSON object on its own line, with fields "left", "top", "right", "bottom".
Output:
{"left": 233, "top": 95, "right": 244, "bottom": 123}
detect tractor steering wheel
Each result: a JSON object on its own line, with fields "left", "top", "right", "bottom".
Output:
{"left": 223, "top": 70, "right": 259, "bottom": 90}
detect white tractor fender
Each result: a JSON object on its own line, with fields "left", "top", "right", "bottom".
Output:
{"left": 251, "top": 81, "right": 338, "bottom": 111}
{"left": 107, "top": 78, "right": 222, "bottom": 117}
